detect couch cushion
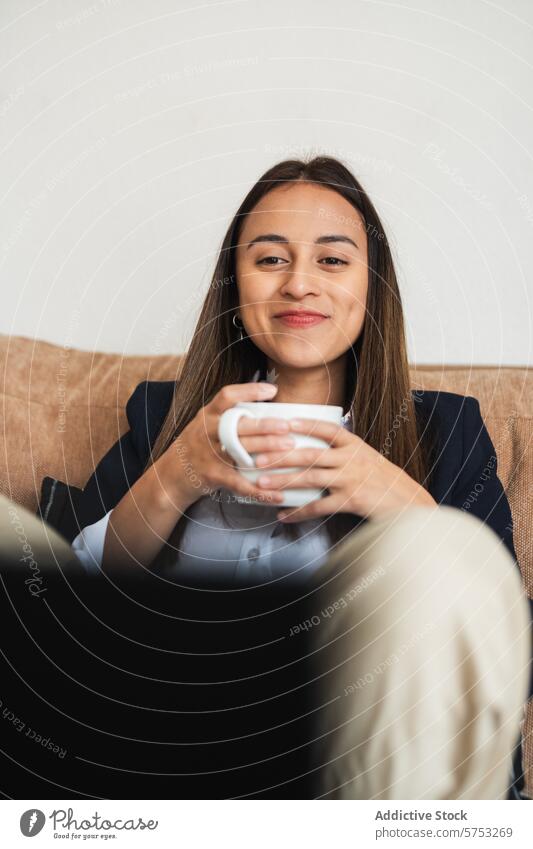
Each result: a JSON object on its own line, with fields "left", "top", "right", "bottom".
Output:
{"left": 409, "top": 366, "right": 532, "bottom": 589}
{"left": 0, "top": 334, "right": 181, "bottom": 514}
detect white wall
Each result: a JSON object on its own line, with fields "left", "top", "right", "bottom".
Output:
{"left": 1, "top": 0, "right": 531, "bottom": 364}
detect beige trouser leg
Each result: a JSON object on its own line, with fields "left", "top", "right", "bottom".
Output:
{"left": 308, "top": 504, "right": 531, "bottom": 799}
{"left": 0, "top": 492, "right": 83, "bottom": 578}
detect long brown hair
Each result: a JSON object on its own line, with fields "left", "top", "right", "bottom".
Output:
{"left": 143, "top": 156, "right": 436, "bottom": 557}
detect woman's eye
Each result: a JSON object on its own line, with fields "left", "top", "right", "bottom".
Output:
{"left": 256, "top": 256, "right": 287, "bottom": 265}
{"left": 320, "top": 256, "right": 348, "bottom": 266}
{"left": 256, "top": 255, "right": 348, "bottom": 266}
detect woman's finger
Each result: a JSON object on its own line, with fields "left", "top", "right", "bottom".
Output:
{"left": 256, "top": 468, "right": 331, "bottom": 491}
{"left": 206, "top": 409, "right": 290, "bottom": 455}
{"left": 287, "top": 417, "right": 355, "bottom": 447}
{"left": 238, "top": 434, "right": 297, "bottom": 454}
{"left": 238, "top": 416, "right": 290, "bottom": 435}
{"left": 210, "top": 382, "right": 278, "bottom": 413}
{"left": 253, "top": 446, "right": 336, "bottom": 469}
{"left": 224, "top": 469, "right": 285, "bottom": 504}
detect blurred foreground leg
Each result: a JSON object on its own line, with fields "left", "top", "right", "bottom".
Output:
{"left": 309, "top": 505, "right": 531, "bottom": 799}
{"left": 0, "top": 492, "right": 83, "bottom": 576}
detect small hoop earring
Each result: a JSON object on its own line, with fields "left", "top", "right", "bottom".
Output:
{"left": 232, "top": 313, "right": 245, "bottom": 342}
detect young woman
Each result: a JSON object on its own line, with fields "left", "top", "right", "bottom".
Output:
{"left": 71, "top": 156, "right": 531, "bottom": 800}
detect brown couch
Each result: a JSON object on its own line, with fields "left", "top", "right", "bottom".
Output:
{"left": 1, "top": 333, "right": 531, "bottom": 795}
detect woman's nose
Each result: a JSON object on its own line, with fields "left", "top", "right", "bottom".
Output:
{"left": 279, "top": 266, "right": 321, "bottom": 297}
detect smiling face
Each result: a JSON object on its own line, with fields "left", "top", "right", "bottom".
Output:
{"left": 234, "top": 181, "right": 369, "bottom": 375}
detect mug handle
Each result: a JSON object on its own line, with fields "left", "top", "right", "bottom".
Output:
{"left": 218, "top": 408, "right": 257, "bottom": 468}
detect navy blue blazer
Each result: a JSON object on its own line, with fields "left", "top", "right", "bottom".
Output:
{"left": 77, "top": 382, "right": 519, "bottom": 564}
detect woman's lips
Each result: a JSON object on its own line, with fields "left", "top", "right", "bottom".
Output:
{"left": 275, "top": 314, "right": 328, "bottom": 327}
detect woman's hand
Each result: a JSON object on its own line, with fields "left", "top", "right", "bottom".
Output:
{"left": 252, "top": 417, "right": 437, "bottom": 522}
{"left": 158, "top": 381, "right": 296, "bottom": 510}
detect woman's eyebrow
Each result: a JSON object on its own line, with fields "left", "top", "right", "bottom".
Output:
{"left": 317, "top": 234, "right": 359, "bottom": 250}
{"left": 245, "top": 233, "right": 358, "bottom": 249}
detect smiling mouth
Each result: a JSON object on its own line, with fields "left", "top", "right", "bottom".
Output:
{"left": 274, "top": 314, "right": 328, "bottom": 327}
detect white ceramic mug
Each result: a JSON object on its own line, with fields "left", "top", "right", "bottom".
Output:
{"left": 217, "top": 401, "right": 343, "bottom": 507}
